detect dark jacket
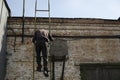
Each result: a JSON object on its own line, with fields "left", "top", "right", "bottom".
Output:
{"left": 32, "top": 30, "right": 53, "bottom": 43}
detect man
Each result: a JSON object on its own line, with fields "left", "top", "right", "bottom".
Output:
{"left": 32, "top": 29, "right": 53, "bottom": 77}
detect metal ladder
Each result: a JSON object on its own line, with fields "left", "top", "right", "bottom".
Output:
{"left": 34, "top": 0, "right": 51, "bottom": 33}
{"left": 33, "top": 0, "right": 51, "bottom": 80}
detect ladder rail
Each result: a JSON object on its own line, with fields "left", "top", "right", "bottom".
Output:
{"left": 36, "top": 10, "right": 50, "bottom": 11}
{"left": 32, "top": 0, "right": 37, "bottom": 80}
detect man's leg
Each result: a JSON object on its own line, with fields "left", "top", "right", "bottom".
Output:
{"left": 42, "top": 43, "right": 48, "bottom": 69}
{"left": 35, "top": 43, "right": 42, "bottom": 71}
{"left": 42, "top": 43, "right": 49, "bottom": 77}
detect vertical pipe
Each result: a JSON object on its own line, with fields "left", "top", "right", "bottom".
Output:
{"left": 22, "top": 0, "right": 25, "bottom": 43}
{"left": 48, "top": 0, "right": 51, "bottom": 34}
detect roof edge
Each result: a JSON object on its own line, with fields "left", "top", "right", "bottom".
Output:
{"left": 4, "top": 0, "right": 11, "bottom": 16}
{"left": 8, "top": 16, "right": 118, "bottom": 20}
{"left": 8, "top": 17, "right": 120, "bottom": 24}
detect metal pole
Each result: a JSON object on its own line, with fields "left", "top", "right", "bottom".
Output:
{"left": 35, "top": 0, "right": 37, "bottom": 29}
{"left": 22, "top": 0, "right": 25, "bottom": 43}
{"left": 48, "top": 0, "right": 51, "bottom": 34}
{"left": 32, "top": 0, "right": 37, "bottom": 80}
{"left": 61, "top": 56, "right": 66, "bottom": 80}
{"left": 47, "top": 0, "right": 52, "bottom": 79}
{"left": 52, "top": 56, "right": 55, "bottom": 80}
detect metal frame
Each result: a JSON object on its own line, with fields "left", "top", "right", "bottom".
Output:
{"left": 61, "top": 56, "right": 66, "bottom": 80}
{"left": 51, "top": 55, "right": 66, "bottom": 80}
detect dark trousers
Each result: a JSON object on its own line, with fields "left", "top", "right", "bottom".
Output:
{"left": 35, "top": 42, "right": 48, "bottom": 68}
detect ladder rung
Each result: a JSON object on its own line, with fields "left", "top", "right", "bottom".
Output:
{"left": 36, "top": 10, "right": 50, "bottom": 12}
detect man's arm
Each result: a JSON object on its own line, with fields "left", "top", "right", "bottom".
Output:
{"left": 32, "top": 32, "right": 36, "bottom": 43}
{"left": 48, "top": 33, "right": 54, "bottom": 41}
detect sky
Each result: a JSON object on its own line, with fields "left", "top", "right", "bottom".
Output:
{"left": 6, "top": 0, "right": 120, "bottom": 19}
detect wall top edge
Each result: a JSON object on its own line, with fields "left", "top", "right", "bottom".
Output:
{"left": 8, "top": 17, "right": 120, "bottom": 24}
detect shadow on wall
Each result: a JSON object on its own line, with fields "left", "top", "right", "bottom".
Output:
{"left": 0, "top": 24, "right": 7, "bottom": 80}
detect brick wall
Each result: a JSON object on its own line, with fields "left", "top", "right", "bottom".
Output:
{"left": 5, "top": 17, "right": 120, "bottom": 80}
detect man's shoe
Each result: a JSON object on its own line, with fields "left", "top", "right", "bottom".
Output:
{"left": 43, "top": 70, "right": 49, "bottom": 77}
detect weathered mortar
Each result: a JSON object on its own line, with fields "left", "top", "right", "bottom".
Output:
{"left": 5, "top": 17, "right": 120, "bottom": 80}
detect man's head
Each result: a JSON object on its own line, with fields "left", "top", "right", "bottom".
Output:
{"left": 40, "top": 29, "right": 48, "bottom": 33}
